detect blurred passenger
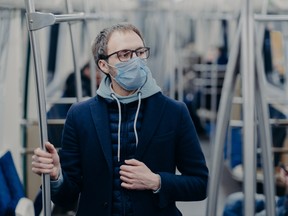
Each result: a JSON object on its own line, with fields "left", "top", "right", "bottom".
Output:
{"left": 185, "top": 46, "right": 228, "bottom": 137}
{"left": 32, "top": 23, "right": 208, "bottom": 216}
{"left": 47, "top": 63, "right": 101, "bottom": 148}
{"left": 223, "top": 164, "right": 288, "bottom": 216}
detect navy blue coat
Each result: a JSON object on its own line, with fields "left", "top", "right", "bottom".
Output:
{"left": 52, "top": 92, "right": 209, "bottom": 216}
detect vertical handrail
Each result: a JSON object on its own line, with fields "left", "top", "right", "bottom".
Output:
{"left": 255, "top": 0, "right": 276, "bottom": 214}
{"left": 24, "top": 0, "right": 51, "bottom": 215}
{"left": 206, "top": 0, "right": 277, "bottom": 214}
{"left": 255, "top": 23, "right": 276, "bottom": 215}
{"left": 66, "top": 0, "right": 82, "bottom": 102}
{"left": 206, "top": 16, "right": 242, "bottom": 216}
{"left": 241, "top": 0, "right": 256, "bottom": 214}
{"left": 282, "top": 22, "right": 288, "bottom": 97}
{"left": 83, "top": 0, "right": 97, "bottom": 97}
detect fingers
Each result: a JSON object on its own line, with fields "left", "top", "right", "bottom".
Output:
{"left": 34, "top": 142, "right": 56, "bottom": 156}
{"left": 31, "top": 142, "right": 57, "bottom": 176}
{"left": 34, "top": 147, "right": 52, "bottom": 159}
{"left": 121, "top": 181, "right": 135, "bottom": 190}
{"left": 119, "top": 169, "right": 134, "bottom": 180}
{"left": 31, "top": 156, "right": 54, "bottom": 176}
{"left": 120, "top": 159, "right": 144, "bottom": 173}
{"left": 31, "top": 165, "right": 54, "bottom": 175}
{"left": 119, "top": 160, "right": 140, "bottom": 187}
{"left": 120, "top": 159, "right": 148, "bottom": 176}
{"left": 32, "top": 154, "right": 53, "bottom": 165}
{"left": 120, "top": 159, "right": 160, "bottom": 191}
{"left": 120, "top": 173, "right": 139, "bottom": 190}
{"left": 123, "top": 159, "right": 142, "bottom": 166}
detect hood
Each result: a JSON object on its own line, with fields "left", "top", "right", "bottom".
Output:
{"left": 96, "top": 68, "right": 161, "bottom": 104}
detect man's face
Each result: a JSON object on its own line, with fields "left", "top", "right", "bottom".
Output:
{"left": 98, "top": 30, "right": 145, "bottom": 95}
{"left": 104, "top": 31, "right": 144, "bottom": 74}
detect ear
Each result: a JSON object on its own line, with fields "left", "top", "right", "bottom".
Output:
{"left": 97, "top": 59, "right": 109, "bottom": 74}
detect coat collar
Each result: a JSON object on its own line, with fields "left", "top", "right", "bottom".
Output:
{"left": 135, "top": 93, "right": 167, "bottom": 160}
{"left": 90, "top": 97, "right": 113, "bottom": 171}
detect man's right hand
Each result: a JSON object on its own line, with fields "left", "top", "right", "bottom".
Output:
{"left": 32, "top": 142, "right": 61, "bottom": 180}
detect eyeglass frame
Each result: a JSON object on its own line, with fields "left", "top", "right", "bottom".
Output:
{"left": 100, "top": 47, "right": 150, "bottom": 62}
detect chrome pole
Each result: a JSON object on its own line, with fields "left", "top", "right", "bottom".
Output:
{"left": 206, "top": 16, "right": 242, "bottom": 216}
{"left": 24, "top": 0, "right": 51, "bottom": 215}
{"left": 241, "top": 0, "right": 256, "bottom": 214}
{"left": 254, "top": 14, "right": 288, "bottom": 22}
{"left": 254, "top": 0, "right": 276, "bottom": 213}
{"left": 255, "top": 24, "right": 276, "bottom": 215}
{"left": 66, "top": 0, "right": 82, "bottom": 102}
{"left": 83, "top": 0, "right": 97, "bottom": 97}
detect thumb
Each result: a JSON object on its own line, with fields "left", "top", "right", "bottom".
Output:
{"left": 45, "top": 142, "right": 57, "bottom": 154}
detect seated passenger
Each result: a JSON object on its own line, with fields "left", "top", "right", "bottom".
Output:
{"left": 223, "top": 164, "right": 288, "bottom": 216}
{"left": 47, "top": 63, "right": 101, "bottom": 148}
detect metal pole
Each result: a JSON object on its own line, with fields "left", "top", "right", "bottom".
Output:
{"left": 255, "top": 24, "right": 276, "bottom": 215}
{"left": 55, "top": 13, "right": 85, "bottom": 22}
{"left": 241, "top": 0, "right": 256, "bottom": 214}
{"left": 206, "top": 17, "right": 242, "bottom": 216}
{"left": 66, "top": 0, "right": 82, "bottom": 101}
{"left": 83, "top": 0, "right": 97, "bottom": 97}
{"left": 28, "top": 12, "right": 114, "bottom": 31}
{"left": 24, "top": 0, "right": 51, "bottom": 215}
{"left": 210, "top": 63, "right": 218, "bottom": 139}
{"left": 254, "top": 14, "right": 288, "bottom": 22}
{"left": 253, "top": 0, "right": 276, "bottom": 213}
{"left": 282, "top": 22, "right": 288, "bottom": 97}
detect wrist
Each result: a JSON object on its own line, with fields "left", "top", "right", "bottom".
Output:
{"left": 51, "top": 167, "right": 61, "bottom": 181}
{"left": 152, "top": 174, "right": 161, "bottom": 191}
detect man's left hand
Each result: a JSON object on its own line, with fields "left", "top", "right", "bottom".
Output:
{"left": 120, "top": 159, "right": 160, "bottom": 191}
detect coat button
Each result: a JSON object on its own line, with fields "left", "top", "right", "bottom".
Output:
{"left": 103, "top": 202, "right": 108, "bottom": 208}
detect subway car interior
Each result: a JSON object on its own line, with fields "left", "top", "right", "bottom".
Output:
{"left": 1, "top": 0, "right": 288, "bottom": 215}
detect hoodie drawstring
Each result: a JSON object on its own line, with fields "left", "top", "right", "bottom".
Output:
{"left": 111, "top": 93, "right": 122, "bottom": 162}
{"left": 134, "top": 92, "right": 142, "bottom": 147}
{"left": 111, "top": 92, "right": 142, "bottom": 162}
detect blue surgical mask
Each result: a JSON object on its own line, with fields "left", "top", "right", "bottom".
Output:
{"left": 110, "top": 57, "right": 148, "bottom": 91}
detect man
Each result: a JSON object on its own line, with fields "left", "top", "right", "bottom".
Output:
{"left": 32, "top": 23, "right": 209, "bottom": 216}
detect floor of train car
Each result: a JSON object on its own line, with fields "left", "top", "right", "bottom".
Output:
{"left": 51, "top": 136, "right": 242, "bottom": 216}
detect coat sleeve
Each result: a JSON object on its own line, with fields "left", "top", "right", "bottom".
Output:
{"left": 155, "top": 102, "right": 209, "bottom": 208}
{"left": 51, "top": 104, "right": 82, "bottom": 210}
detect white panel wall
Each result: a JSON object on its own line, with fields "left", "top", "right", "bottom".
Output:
{"left": 1, "top": 9, "right": 24, "bottom": 179}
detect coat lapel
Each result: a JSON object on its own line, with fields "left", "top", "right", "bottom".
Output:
{"left": 135, "top": 93, "right": 167, "bottom": 160}
{"left": 89, "top": 94, "right": 167, "bottom": 166}
{"left": 90, "top": 97, "right": 112, "bottom": 172}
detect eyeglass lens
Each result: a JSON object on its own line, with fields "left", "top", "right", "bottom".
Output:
{"left": 117, "top": 47, "right": 149, "bottom": 62}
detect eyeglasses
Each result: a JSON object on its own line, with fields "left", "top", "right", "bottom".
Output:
{"left": 102, "top": 47, "right": 150, "bottom": 62}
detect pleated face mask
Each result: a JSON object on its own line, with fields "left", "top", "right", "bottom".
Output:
{"left": 112, "top": 57, "right": 148, "bottom": 91}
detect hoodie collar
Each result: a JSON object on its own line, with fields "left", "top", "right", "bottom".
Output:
{"left": 96, "top": 69, "right": 161, "bottom": 104}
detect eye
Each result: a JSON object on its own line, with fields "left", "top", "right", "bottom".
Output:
{"left": 118, "top": 50, "right": 131, "bottom": 59}
{"left": 137, "top": 51, "right": 145, "bottom": 56}
{"left": 136, "top": 48, "right": 148, "bottom": 58}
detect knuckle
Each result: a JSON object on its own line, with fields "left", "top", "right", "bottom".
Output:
{"left": 34, "top": 148, "right": 40, "bottom": 154}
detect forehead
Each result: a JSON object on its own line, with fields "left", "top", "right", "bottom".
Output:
{"left": 107, "top": 30, "right": 144, "bottom": 53}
